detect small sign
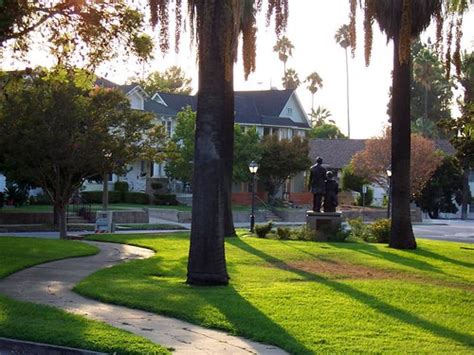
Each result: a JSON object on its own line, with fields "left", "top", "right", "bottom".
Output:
{"left": 362, "top": 185, "right": 368, "bottom": 194}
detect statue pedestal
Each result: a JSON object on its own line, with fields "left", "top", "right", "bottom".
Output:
{"left": 306, "top": 211, "right": 342, "bottom": 241}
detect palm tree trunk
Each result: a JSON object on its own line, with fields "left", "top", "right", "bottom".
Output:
{"left": 389, "top": 33, "right": 417, "bottom": 249}
{"left": 187, "top": 1, "right": 235, "bottom": 285}
{"left": 345, "top": 48, "right": 351, "bottom": 138}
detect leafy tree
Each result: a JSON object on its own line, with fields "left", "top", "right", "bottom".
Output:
{"left": 165, "top": 106, "right": 196, "bottom": 185}
{"left": 340, "top": 164, "right": 369, "bottom": 192}
{"left": 233, "top": 126, "right": 262, "bottom": 183}
{"left": 282, "top": 68, "right": 300, "bottom": 90}
{"left": 350, "top": 0, "right": 468, "bottom": 249}
{"left": 351, "top": 128, "right": 442, "bottom": 197}
{"left": 258, "top": 135, "right": 310, "bottom": 204}
{"left": 309, "top": 123, "right": 347, "bottom": 139}
{"left": 305, "top": 72, "right": 323, "bottom": 110}
{"left": 0, "top": 1, "right": 153, "bottom": 68}
{"left": 129, "top": 66, "right": 193, "bottom": 95}
{"left": 166, "top": 111, "right": 262, "bottom": 185}
{"left": 273, "top": 35, "right": 294, "bottom": 74}
{"left": 335, "top": 23, "right": 351, "bottom": 137}
{"left": 440, "top": 51, "right": 474, "bottom": 219}
{"left": 414, "top": 155, "right": 466, "bottom": 219}
{"left": 0, "top": 67, "right": 164, "bottom": 239}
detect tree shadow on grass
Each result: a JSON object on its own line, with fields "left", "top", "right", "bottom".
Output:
{"left": 414, "top": 248, "right": 474, "bottom": 269}
{"left": 229, "top": 238, "right": 474, "bottom": 348}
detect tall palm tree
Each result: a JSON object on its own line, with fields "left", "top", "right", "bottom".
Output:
{"left": 148, "top": 1, "right": 288, "bottom": 285}
{"left": 273, "top": 35, "right": 294, "bottom": 75}
{"left": 334, "top": 24, "right": 351, "bottom": 138}
{"left": 350, "top": 0, "right": 468, "bottom": 249}
{"left": 282, "top": 68, "right": 300, "bottom": 90}
{"left": 305, "top": 72, "right": 323, "bottom": 110}
{"left": 413, "top": 49, "right": 435, "bottom": 130}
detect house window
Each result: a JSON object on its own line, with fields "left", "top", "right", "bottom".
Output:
{"left": 264, "top": 127, "right": 271, "bottom": 136}
{"left": 287, "top": 107, "right": 293, "bottom": 115}
{"left": 166, "top": 121, "right": 172, "bottom": 136}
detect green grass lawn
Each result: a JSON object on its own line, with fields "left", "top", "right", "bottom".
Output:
{"left": 78, "top": 232, "right": 474, "bottom": 354}
{"left": 0, "top": 237, "right": 169, "bottom": 354}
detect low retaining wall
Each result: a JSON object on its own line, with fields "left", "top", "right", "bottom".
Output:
{"left": 86, "top": 210, "right": 148, "bottom": 224}
{"left": 0, "top": 212, "right": 53, "bottom": 225}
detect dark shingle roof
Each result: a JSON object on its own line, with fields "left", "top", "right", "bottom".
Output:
{"left": 309, "top": 139, "right": 365, "bottom": 169}
{"left": 155, "top": 89, "right": 310, "bottom": 129}
{"left": 94, "top": 77, "right": 139, "bottom": 95}
{"left": 309, "top": 138, "right": 456, "bottom": 169}
{"left": 144, "top": 99, "right": 177, "bottom": 116}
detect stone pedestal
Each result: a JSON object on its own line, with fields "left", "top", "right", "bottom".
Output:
{"left": 306, "top": 211, "right": 342, "bottom": 241}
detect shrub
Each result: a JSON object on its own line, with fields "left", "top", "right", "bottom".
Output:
{"left": 325, "top": 224, "right": 350, "bottom": 242}
{"left": 114, "top": 181, "right": 129, "bottom": 193}
{"left": 0, "top": 192, "right": 4, "bottom": 208}
{"left": 4, "top": 183, "right": 29, "bottom": 206}
{"left": 340, "top": 164, "right": 369, "bottom": 191}
{"left": 370, "top": 218, "right": 391, "bottom": 243}
{"left": 255, "top": 221, "right": 273, "bottom": 238}
{"left": 355, "top": 187, "right": 374, "bottom": 207}
{"left": 29, "top": 194, "right": 52, "bottom": 205}
{"left": 290, "top": 225, "right": 316, "bottom": 241}
{"left": 276, "top": 226, "right": 291, "bottom": 240}
{"left": 123, "top": 192, "right": 150, "bottom": 205}
{"left": 81, "top": 191, "right": 122, "bottom": 204}
{"left": 347, "top": 218, "right": 372, "bottom": 241}
{"left": 153, "top": 193, "right": 178, "bottom": 206}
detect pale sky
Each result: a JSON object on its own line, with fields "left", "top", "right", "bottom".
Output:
{"left": 3, "top": 1, "right": 473, "bottom": 139}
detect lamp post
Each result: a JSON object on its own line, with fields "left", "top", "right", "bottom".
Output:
{"left": 386, "top": 167, "right": 392, "bottom": 219}
{"left": 249, "top": 161, "right": 259, "bottom": 233}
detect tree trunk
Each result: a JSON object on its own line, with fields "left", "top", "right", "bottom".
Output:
{"left": 461, "top": 167, "right": 469, "bottom": 220}
{"left": 187, "top": 2, "right": 236, "bottom": 285}
{"left": 345, "top": 47, "right": 350, "bottom": 138}
{"left": 53, "top": 204, "right": 59, "bottom": 226}
{"left": 389, "top": 33, "right": 417, "bottom": 249}
{"left": 102, "top": 172, "right": 109, "bottom": 211}
{"left": 56, "top": 203, "right": 68, "bottom": 239}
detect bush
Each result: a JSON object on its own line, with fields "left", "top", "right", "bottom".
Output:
{"left": 276, "top": 226, "right": 291, "bottom": 240}
{"left": 153, "top": 193, "right": 179, "bottom": 206}
{"left": 347, "top": 218, "right": 372, "bottom": 241}
{"left": 290, "top": 225, "right": 316, "bottom": 241}
{"left": 0, "top": 192, "right": 4, "bottom": 208}
{"left": 4, "top": 183, "right": 29, "bottom": 206}
{"left": 355, "top": 187, "right": 374, "bottom": 207}
{"left": 370, "top": 218, "right": 391, "bottom": 243}
{"left": 29, "top": 194, "right": 52, "bottom": 205}
{"left": 123, "top": 192, "right": 150, "bottom": 205}
{"left": 114, "top": 181, "right": 129, "bottom": 193}
{"left": 340, "top": 165, "right": 369, "bottom": 191}
{"left": 255, "top": 221, "right": 273, "bottom": 238}
{"left": 81, "top": 191, "right": 122, "bottom": 204}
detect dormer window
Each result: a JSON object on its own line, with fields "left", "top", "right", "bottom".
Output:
{"left": 287, "top": 107, "right": 293, "bottom": 115}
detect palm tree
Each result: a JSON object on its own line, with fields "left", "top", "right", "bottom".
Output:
{"left": 334, "top": 24, "right": 351, "bottom": 138}
{"left": 273, "top": 35, "right": 294, "bottom": 75}
{"left": 351, "top": 0, "right": 467, "bottom": 249}
{"left": 282, "top": 68, "right": 300, "bottom": 90}
{"left": 309, "top": 106, "right": 333, "bottom": 127}
{"left": 305, "top": 72, "right": 323, "bottom": 110}
{"left": 413, "top": 49, "right": 435, "bottom": 130}
{"left": 148, "top": 1, "right": 288, "bottom": 285}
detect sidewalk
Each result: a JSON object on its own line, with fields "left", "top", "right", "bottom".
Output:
{"left": 0, "top": 241, "right": 287, "bottom": 354}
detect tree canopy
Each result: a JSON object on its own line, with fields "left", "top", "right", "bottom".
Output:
{"left": 0, "top": 67, "right": 165, "bottom": 238}
{"left": 128, "top": 66, "right": 193, "bottom": 95}
{"left": 0, "top": 1, "right": 153, "bottom": 68}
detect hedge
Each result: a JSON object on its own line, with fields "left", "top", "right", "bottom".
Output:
{"left": 123, "top": 192, "right": 150, "bottom": 205}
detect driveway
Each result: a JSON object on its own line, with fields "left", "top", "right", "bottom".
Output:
{"left": 413, "top": 219, "right": 474, "bottom": 244}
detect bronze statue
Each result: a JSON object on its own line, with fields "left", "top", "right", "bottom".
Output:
{"left": 308, "top": 157, "right": 327, "bottom": 212}
{"left": 323, "top": 171, "right": 339, "bottom": 213}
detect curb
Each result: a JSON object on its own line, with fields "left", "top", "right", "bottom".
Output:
{"left": 0, "top": 337, "right": 105, "bottom": 355}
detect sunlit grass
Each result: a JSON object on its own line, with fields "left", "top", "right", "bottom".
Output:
{"left": 0, "top": 237, "right": 169, "bottom": 354}
{"left": 78, "top": 232, "right": 474, "bottom": 354}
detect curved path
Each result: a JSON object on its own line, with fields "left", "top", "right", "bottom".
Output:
{"left": 0, "top": 241, "right": 287, "bottom": 354}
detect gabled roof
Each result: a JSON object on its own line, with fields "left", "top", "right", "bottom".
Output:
{"left": 94, "top": 77, "right": 143, "bottom": 95}
{"left": 144, "top": 98, "right": 177, "bottom": 116}
{"left": 309, "top": 138, "right": 456, "bottom": 169}
{"left": 153, "top": 89, "right": 310, "bottom": 129}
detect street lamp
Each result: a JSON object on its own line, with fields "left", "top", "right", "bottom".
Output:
{"left": 386, "top": 167, "right": 392, "bottom": 219}
{"left": 249, "top": 161, "right": 259, "bottom": 233}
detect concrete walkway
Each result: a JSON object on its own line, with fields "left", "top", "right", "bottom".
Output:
{"left": 0, "top": 241, "right": 286, "bottom": 354}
